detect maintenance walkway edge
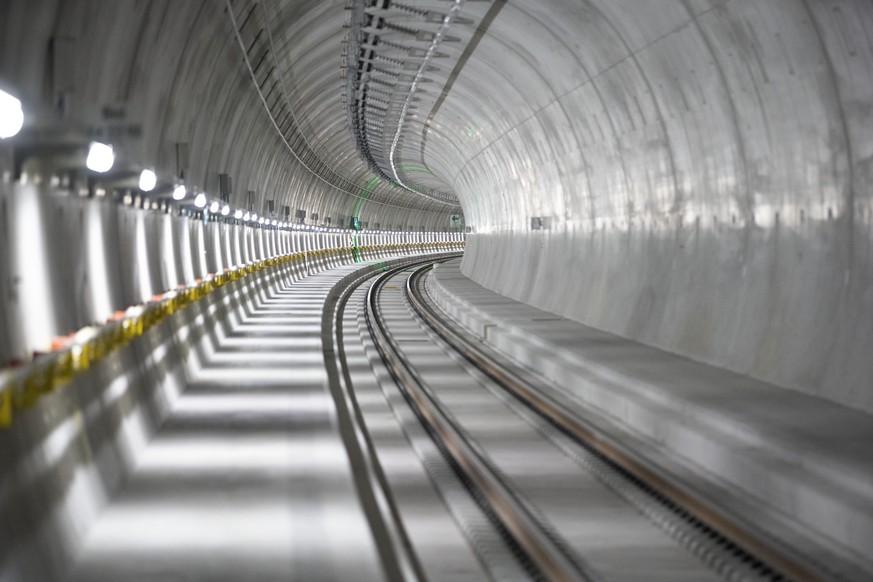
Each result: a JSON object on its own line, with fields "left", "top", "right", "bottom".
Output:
{"left": 427, "top": 258, "right": 873, "bottom": 580}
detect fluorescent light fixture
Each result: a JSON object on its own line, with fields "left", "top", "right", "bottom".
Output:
{"left": 139, "top": 169, "right": 157, "bottom": 191}
{"left": 209, "top": 201, "right": 220, "bottom": 213}
{"left": 234, "top": 209, "right": 243, "bottom": 219}
{"left": 172, "top": 184, "right": 187, "bottom": 200}
{"left": 194, "top": 192, "right": 207, "bottom": 208}
{"left": 0, "top": 89, "right": 24, "bottom": 139}
{"left": 86, "top": 142, "right": 114, "bottom": 173}
{"left": 221, "top": 205, "right": 230, "bottom": 216}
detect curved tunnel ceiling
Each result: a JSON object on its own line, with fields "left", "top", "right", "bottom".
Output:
{"left": 2, "top": 0, "right": 873, "bottom": 411}
{"left": 6, "top": 0, "right": 868, "bottom": 232}
{"left": 262, "top": 0, "right": 872, "bottom": 241}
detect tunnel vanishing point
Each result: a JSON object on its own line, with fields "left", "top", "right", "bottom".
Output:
{"left": 1, "top": 1, "right": 873, "bottom": 581}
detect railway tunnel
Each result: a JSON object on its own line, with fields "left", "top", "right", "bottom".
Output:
{"left": 1, "top": 0, "right": 872, "bottom": 580}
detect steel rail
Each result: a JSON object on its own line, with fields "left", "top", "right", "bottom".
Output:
{"left": 315, "top": 252, "right": 460, "bottom": 581}
{"left": 404, "top": 264, "right": 834, "bottom": 582}
{"left": 366, "top": 262, "right": 595, "bottom": 582}
{"left": 322, "top": 259, "right": 435, "bottom": 582}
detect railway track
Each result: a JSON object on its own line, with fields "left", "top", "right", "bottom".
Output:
{"left": 330, "top": 258, "right": 836, "bottom": 582}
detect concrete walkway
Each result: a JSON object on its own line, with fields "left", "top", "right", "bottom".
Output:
{"left": 428, "top": 259, "right": 873, "bottom": 580}
{"left": 70, "top": 265, "right": 384, "bottom": 582}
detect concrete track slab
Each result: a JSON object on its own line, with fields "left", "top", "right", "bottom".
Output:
{"left": 69, "top": 267, "right": 384, "bottom": 582}
{"left": 428, "top": 258, "right": 873, "bottom": 577}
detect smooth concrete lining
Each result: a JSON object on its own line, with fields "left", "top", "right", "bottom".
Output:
{"left": 2, "top": 0, "right": 871, "bottom": 410}
{"left": 428, "top": 259, "right": 873, "bottom": 577}
{"left": 0, "top": 180, "right": 461, "bottom": 364}
{"left": 1, "top": 0, "right": 871, "bottom": 574}
{"left": 444, "top": 1, "right": 873, "bottom": 413}
{"left": 0, "top": 1, "right": 453, "bottom": 230}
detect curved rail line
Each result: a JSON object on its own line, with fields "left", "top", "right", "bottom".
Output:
{"left": 365, "top": 261, "right": 597, "bottom": 582}
{"left": 395, "top": 262, "right": 833, "bottom": 582}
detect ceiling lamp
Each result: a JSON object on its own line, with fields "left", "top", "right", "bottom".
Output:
{"left": 139, "top": 169, "right": 157, "bottom": 191}
{"left": 0, "top": 89, "right": 24, "bottom": 139}
{"left": 86, "top": 142, "right": 114, "bottom": 173}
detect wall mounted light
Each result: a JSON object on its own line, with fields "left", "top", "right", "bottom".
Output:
{"left": 209, "top": 200, "right": 220, "bottom": 213}
{"left": 173, "top": 184, "right": 187, "bottom": 200}
{"left": 234, "top": 209, "right": 243, "bottom": 219}
{"left": 194, "top": 192, "right": 207, "bottom": 208}
{"left": 86, "top": 142, "right": 114, "bottom": 173}
{"left": 139, "top": 169, "right": 157, "bottom": 191}
{"left": 0, "top": 89, "right": 24, "bottom": 139}
{"left": 221, "top": 204, "right": 230, "bottom": 216}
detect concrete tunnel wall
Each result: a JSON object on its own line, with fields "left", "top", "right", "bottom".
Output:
{"left": 410, "top": 1, "right": 873, "bottom": 413}
{"left": 0, "top": 0, "right": 464, "bottom": 362}
{"left": 0, "top": 181, "right": 459, "bottom": 364}
{"left": 0, "top": 0, "right": 457, "bottom": 234}
{"left": 0, "top": 183, "right": 261, "bottom": 361}
{"left": 1, "top": 0, "right": 872, "bottom": 414}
